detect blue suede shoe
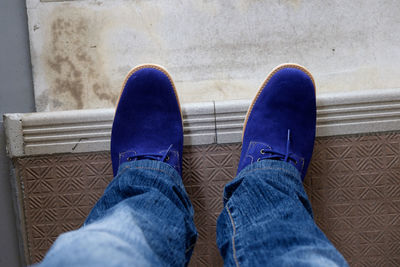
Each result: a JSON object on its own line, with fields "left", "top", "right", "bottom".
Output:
{"left": 111, "top": 64, "right": 183, "bottom": 176}
{"left": 237, "top": 63, "right": 316, "bottom": 180}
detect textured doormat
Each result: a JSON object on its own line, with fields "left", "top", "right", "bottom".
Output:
{"left": 13, "top": 132, "right": 400, "bottom": 266}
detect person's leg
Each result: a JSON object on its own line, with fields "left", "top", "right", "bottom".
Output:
{"left": 217, "top": 64, "right": 348, "bottom": 266}
{"left": 217, "top": 160, "right": 347, "bottom": 266}
{"left": 40, "top": 160, "right": 196, "bottom": 267}
{"left": 39, "top": 65, "right": 197, "bottom": 266}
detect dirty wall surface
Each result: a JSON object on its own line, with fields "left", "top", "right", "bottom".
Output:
{"left": 27, "top": 0, "right": 400, "bottom": 111}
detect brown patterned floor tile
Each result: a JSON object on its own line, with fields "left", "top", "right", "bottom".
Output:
{"left": 13, "top": 132, "right": 400, "bottom": 266}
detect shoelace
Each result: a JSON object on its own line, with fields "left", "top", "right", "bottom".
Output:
{"left": 126, "top": 144, "right": 173, "bottom": 162}
{"left": 258, "top": 129, "right": 298, "bottom": 164}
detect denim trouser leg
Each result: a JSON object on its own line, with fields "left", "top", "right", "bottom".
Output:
{"left": 217, "top": 160, "right": 349, "bottom": 267}
{"left": 39, "top": 160, "right": 197, "bottom": 267}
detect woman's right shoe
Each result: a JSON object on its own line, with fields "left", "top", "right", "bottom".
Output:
{"left": 237, "top": 63, "right": 317, "bottom": 180}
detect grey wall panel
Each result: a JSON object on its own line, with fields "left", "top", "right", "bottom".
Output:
{"left": 0, "top": 0, "right": 36, "bottom": 266}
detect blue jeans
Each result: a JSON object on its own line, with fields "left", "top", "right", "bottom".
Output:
{"left": 39, "top": 159, "right": 348, "bottom": 266}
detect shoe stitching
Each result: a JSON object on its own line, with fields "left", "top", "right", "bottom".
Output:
{"left": 120, "top": 149, "right": 180, "bottom": 171}
{"left": 119, "top": 150, "right": 137, "bottom": 163}
{"left": 157, "top": 149, "right": 180, "bottom": 170}
{"left": 245, "top": 154, "right": 255, "bottom": 165}
{"left": 226, "top": 205, "right": 240, "bottom": 267}
{"left": 245, "top": 142, "right": 276, "bottom": 165}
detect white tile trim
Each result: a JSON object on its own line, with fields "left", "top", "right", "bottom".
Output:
{"left": 4, "top": 88, "right": 400, "bottom": 157}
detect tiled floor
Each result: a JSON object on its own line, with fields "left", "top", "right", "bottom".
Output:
{"left": 14, "top": 132, "right": 400, "bottom": 266}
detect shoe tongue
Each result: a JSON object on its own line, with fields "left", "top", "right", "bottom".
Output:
{"left": 119, "top": 145, "right": 171, "bottom": 163}
{"left": 129, "top": 154, "right": 163, "bottom": 161}
{"left": 247, "top": 141, "right": 304, "bottom": 171}
{"left": 117, "top": 146, "right": 181, "bottom": 173}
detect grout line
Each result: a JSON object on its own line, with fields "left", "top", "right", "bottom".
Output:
{"left": 212, "top": 100, "right": 218, "bottom": 144}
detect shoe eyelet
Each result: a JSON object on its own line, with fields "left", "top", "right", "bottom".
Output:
{"left": 165, "top": 155, "right": 170, "bottom": 161}
{"left": 127, "top": 157, "right": 133, "bottom": 161}
{"left": 257, "top": 158, "right": 261, "bottom": 162}
{"left": 260, "top": 149, "right": 266, "bottom": 154}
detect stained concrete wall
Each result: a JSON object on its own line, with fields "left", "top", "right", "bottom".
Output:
{"left": 0, "top": 0, "right": 36, "bottom": 266}
{"left": 27, "top": 0, "right": 400, "bottom": 111}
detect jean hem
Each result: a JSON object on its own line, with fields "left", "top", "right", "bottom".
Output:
{"left": 117, "top": 159, "right": 184, "bottom": 190}
{"left": 237, "top": 160, "right": 301, "bottom": 179}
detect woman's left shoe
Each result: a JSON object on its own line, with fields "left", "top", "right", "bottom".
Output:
{"left": 111, "top": 64, "right": 184, "bottom": 176}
